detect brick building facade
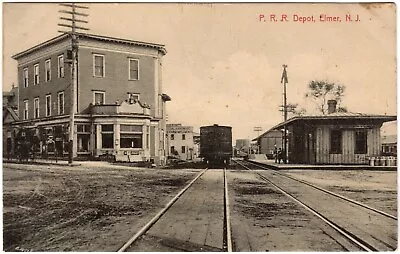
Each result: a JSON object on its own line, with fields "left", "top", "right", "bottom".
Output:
{"left": 9, "top": 33, "right": 171, "bottom": 164}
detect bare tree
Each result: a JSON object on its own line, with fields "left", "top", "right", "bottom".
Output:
{"left": 305, "top": 80, "right": 346, "bottom": 115}
{"left": 281, "top": 103, "right": 307, "bottom": 117}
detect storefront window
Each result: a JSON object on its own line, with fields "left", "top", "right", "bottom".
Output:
{"left": 121, "top": 133, "right": 142, "bottom": 148}
{"left": 101, "top": 124, "right": 114, "bottom": 148}
{"left": 120, "top": 124, "right": 142, "bottom": 148}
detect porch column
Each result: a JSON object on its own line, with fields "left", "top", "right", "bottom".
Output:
{"left": 114, "top": 123, "right": 120, "bottom": 152}
{"left": 96, "top": 124, "right": 101, "bottom": 156}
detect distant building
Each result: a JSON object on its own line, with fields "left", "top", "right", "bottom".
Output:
{"left": 193, "top": 132, "right": 200, "bottom": 159}
{"left": 7, "top": 33, "right": 171, "bottom": 164}
{"left": 3, "top": 85, "right": 20, "bottom": 157}
{"left": 235, "top": 139, "right": 250, "bottom": 156}
{"left": 266, "top": 100, "right": 396, "bottom": 164}
{"left": 252, "top": 130, "right": 283, "bottom": 158}
{"left": 166, "top": 124, "right": 197, "bottom": 161}
{"left": 382, "top": 135, "right": 397, "bottom": 156}
{"left": 3, "top": 84, "right": 19, "bottom": 109}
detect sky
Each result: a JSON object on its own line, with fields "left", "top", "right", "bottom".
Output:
{"left": 2, "top": 3, "right": 397, "bottom": 141}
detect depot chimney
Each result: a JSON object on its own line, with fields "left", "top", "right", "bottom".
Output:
{"left": 327, "top": 100, "right": 337, "bottom": 114}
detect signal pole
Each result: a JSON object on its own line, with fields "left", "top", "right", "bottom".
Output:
{"left": 281, "top": 65, "right": 288, "bottom": 163}
{"left": 253, "top": 126, "right": 262, "bottom": 154}
{"left": 58, "top": 3, "right": 89, "bottom": 164}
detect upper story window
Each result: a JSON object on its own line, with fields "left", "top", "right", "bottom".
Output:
{"left": 182, "top": 134, "right": 186, "bottom": 140}
{"left": 129, "top": 59, "right": 139, "bottom": 80}
{"left": 45, "top": 59, "right": 51, "bottom": 82}
{"left": 355, "top": 131, "right": 367, "bottom": 154}
{"left": 330, "top": 130, "right": 342, "bottom": 154}
{"left": 93, "top": 54, "right": 105, "bottom": 77}
{"left": 171, "top": 134, "right": 174, "bottom": 140}
{"left": 45, "top": 95, "right": 51, "bottom": 117}
{"left": 58, "top": 92, "right": 64, "bottom": 115}
{"left": 58, "top": 55, "right": 65, "bottom": 78}
{"left": 93, "top": 91, "right": 105, "bottom": 105}
{"left": 23, "top": 68, "right": 29, "bottom": 88}
{"left": 23, "top": 100, "right": 29, "bottom": 120}
{"left": 34, "top": 64, "right": 39, "bottom": 85}
{"left": 34, "top": 97, "right": 40, "bottom": 119}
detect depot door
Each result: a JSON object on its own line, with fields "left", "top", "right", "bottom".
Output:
{"left": 305, "top": 131, "right": 316, "bottom": 164}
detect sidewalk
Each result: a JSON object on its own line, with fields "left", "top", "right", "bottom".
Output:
{"left": 3, "top": 158, "right": 81, "bottom": 167}
{"left": 248, "top": 159, "right": 397, "bottom": 171}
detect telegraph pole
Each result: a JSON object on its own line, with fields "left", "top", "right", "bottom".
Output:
{"left": 253, "top": 126, "right": 262, "bottom": 154}
{"left": 58, "top": 3, "right": 89, "bottom": 164}
{"left": 281, "top": 65, "right": 288, "bottom": 163}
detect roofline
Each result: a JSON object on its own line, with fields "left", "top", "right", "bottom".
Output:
{"left": 271, "top": 114, "right": 397, "bottom": 131}
{"left": 252, "top": 128, "right": 282, "bottom": 141}
{"left": 12, "top": 32, "right": 167, "bottom": 60}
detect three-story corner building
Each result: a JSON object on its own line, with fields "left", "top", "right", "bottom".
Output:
{"left": 11, "top": 33, "right": 171, "bottom": 164}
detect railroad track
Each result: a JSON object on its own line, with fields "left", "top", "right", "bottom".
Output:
{"left": 246, "top": 160, "right": 397, "bottom": 220}
{"left": 118, "top": 168, "right": 233, "bottom": 252}
{"left": 233, "top": 159, "right": 397, "bottom": 251}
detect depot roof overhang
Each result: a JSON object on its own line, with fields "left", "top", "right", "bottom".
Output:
{"left": 271, "top": 114, "right": 397, "bottom": 131}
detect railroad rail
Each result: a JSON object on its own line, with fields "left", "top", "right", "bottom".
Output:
{"left": 118, "top": 167, "right": 233, "bottom": 252}
{"left": 233, "top": 159, "right": 397, "bottom": 251}
{"left": 246, "top": 160, "right": 397, "bottom": 220}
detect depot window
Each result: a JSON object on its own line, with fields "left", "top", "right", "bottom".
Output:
{"left": 355, "top": 131, "right": 367, "bottom": 154}
{"left": 101, "top": 124, "right": 114, "bottom": 149}
{"left": 330, "top": 130, "right": 342, "bottom": 154}
{"left": 120, "top": 124, "right": 143, "bottom": 148}
{"left": 181, "top": 146, "right": 185, "bottom": 154}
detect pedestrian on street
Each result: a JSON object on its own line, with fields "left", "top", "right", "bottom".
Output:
{"left": 274, "top": 145, "right": 278, "bottom": 163}
{"left": 277, "top": 148, "right": 282, "bottom": 164}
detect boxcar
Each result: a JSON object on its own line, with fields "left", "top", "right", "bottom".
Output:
{"left": 200, "top": 124, "right": 232, "bottom": 165}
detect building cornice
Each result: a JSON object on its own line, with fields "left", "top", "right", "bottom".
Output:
{"left": 12, "top": 33, "right": 167, "bottom": 60}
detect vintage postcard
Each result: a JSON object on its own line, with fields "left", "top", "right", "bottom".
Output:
{"left": 2, "top": 2, "right": 397, "bottom": 252}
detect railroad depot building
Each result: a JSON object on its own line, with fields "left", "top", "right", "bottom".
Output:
{"left": 166, "top": 123, "right": 199, "bottom": 161}
{"left": 8, "top": 33, "right": 171, "bottom": 164}
{"left": 264, "top": 100, "right": 396, "bottom": 165}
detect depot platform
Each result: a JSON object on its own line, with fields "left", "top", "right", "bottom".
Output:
{"left": 242, "top": 154, "right": 397, "bottom": 171}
